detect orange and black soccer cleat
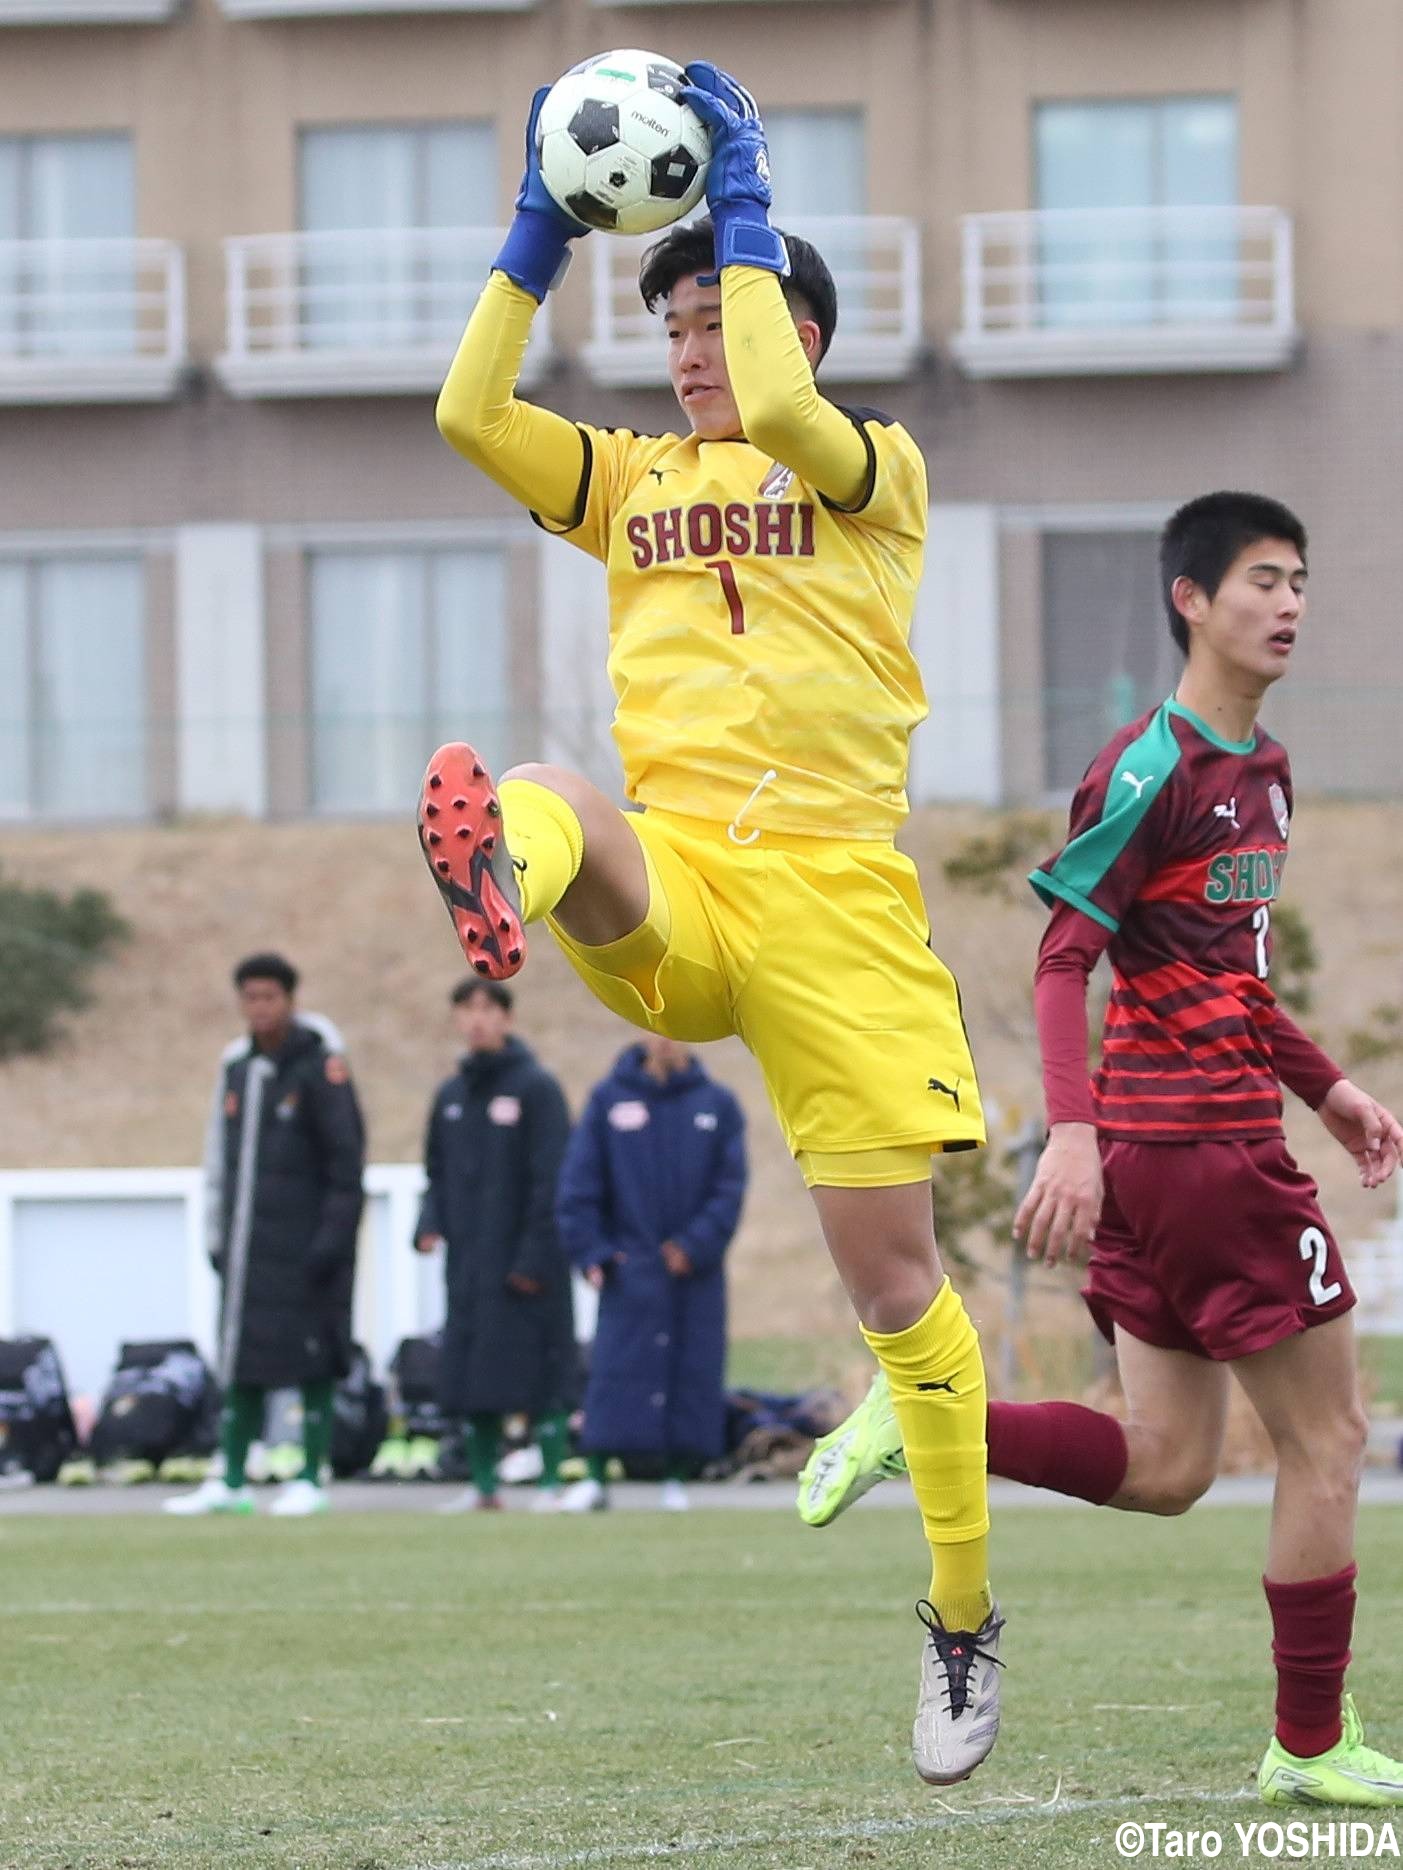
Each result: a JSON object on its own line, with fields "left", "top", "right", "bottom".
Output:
{"left": 417, "top": 743, "right": 526, "bottom": 980}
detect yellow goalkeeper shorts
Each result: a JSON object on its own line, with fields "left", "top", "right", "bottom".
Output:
{"left": 546, "top": 808, "right": 986, "bottom": 1164}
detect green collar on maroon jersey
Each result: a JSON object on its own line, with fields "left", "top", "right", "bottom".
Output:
{"left": 1167, "top": 698, "right": 1257, "bottom": 756}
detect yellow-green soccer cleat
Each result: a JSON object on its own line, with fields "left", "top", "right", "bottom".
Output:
{"left": 796, "top": 1368, "right": 907, "bottom": 1527}
{"left": 1260, "top": 1698, "right": 1403, "bottom": 1806}
{"left": 369, "top": 1436, "right": 409, "bottom": 1480}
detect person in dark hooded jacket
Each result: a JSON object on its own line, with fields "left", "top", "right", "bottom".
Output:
{"left": 555, "top": 1035, "right": 746, "bottom": 1511}
{"left": 165, "top": 952, "right": 364, "bottom": 1520}
{"left": 415, "top": 978, "right": 574, "bottom": 1512}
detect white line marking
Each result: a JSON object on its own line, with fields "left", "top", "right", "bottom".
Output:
{"left": 423, "top": 1787, "right": 1259, "bottom": 1869}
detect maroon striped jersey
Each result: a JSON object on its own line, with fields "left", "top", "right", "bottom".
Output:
{"left": 1031, "top": 698, "right": 1294, "bottom": 1141}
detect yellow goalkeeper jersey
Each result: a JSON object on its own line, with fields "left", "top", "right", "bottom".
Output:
{"left": 438, "top": 269, "right": 929, "bottom": 839}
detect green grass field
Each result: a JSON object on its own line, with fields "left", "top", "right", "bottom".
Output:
{"left": 4, "top": 1504, "right": 1402, "bottom": 1870}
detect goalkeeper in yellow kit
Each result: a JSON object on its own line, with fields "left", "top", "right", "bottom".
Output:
{"left": 423, "top": 61, "right": 1003, "bottom": 1784}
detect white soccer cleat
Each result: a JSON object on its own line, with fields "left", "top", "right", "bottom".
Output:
{"left": 659, "top": 1479, "right": 690, "bottom": 1512}
{"left": 268, "top": 1478, "right": 329, "bottom": 1518}
{"left": 911, "top": 1600, "right": 1005, "bottom": 1785}
{"left": 499, "top": 1445, "right": 545, "bottom": 1485}
{"left": 557, "top": 1477, "right": 608, "bottom": 1514}
{"left": 437, "top": 1486, "right": 503, "bottom": 1514}
{"left": 162, "top": 1477, "right": 255, "bottom": 1517}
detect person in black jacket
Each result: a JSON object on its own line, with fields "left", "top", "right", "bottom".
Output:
{"left": 165, "top": 953, "right": 365, "bottom": 1520}
{"left": 415, "top": 978, "right": 574, "bottom": 1513}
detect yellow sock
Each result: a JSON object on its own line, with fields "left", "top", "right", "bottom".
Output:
{"left": 498, "top": 778, "right": 585, "bottom": 925}
{"left": 861, "top": 1277, "right": 992, "bottom": 1633}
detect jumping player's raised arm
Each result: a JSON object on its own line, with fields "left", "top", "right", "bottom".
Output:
{"left": 435, "top": 88, "right": 590, "bottom": 528}
{"left": 437, "top": 274, "right": 585, "bottom": 525}
{"left": 721, "top": 268, "right": 902, "bottom": 517}
{"left": 679, "top": 63, "right": 909, "bottom": 519}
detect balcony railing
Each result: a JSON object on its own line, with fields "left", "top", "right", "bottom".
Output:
{"left": 952, "top": 205, "right": 1299, "bottom": 378}
{"left": 219, "top": 0, "right": 532, "bottom": 14}
{"left": 1, "top": 0, "right": 180, "bottom": 18}
{"left": 583, "top": 215, "right": 923, "bottom": 387}
{"left": 217, "top": 227, "right": 551, "bottom": 398}
{"left": 595, "top": 0, "right": 867, "bottom": 6}
{"left": 0, "top": 238, "right": 186, "bottom": 404}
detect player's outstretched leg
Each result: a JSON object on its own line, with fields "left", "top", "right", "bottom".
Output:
{"left": 796, "top": 1375, "right": 1139, "bottom": 1525}
{"left": 417, "top": 747, "right": 647, "bottom": 975}
{"left": 806, "top": 1320, "right": 1254, "bottom": 1531}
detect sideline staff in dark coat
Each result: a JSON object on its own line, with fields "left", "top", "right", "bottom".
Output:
{"left": 166, "top": 952, "right": 364, "bottom": 1520}
{"left": 556, "top": 1036, "right": 746, "bottom": 1511}
{"left": 415, "top": 978, "right": 574, "bottom": 1512}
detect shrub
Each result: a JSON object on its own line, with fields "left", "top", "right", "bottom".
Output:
{"left": 0, "top": 869, "right": 130, "bottom": 1058}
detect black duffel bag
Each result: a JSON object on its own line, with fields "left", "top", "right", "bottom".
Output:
{"left": 0, "top": 1338, "right": 78, "bottom": 1483}
{"left": 389, "top": 1333, "right": 453, "bottom": 1441}
{"left": 330, "top": 1344, "right": 389, "bottom": 1478}
{"left": 90, "top": 1340, "right": 219, "bottom": 1468}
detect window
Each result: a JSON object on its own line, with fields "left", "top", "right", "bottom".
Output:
{"left": 298, "top": 123, "right": 497, "bottom": 349}
{"left": 309, "top": 547, "right": 509, "bottom": 814}
{"left": 1041, "top": 531, "right": 1177, "bottom": 792}
{"left": 765, "top": 110, "right": 866, "bottom": 220}
{"left": 1035, "top": 98, "right": 1238, "bottom": 326}
{"left": 764, "top": 110, "right": 871, "bottom": 325}
{"left": 0, "top": 556, "right": 147, "bottom": 819}
{"left": 0, "top": 134, "right": 136, "bottom": 357}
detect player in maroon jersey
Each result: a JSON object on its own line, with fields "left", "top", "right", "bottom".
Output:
{"left": 800, "top": 492, "right": 1403, "bottom": 1805}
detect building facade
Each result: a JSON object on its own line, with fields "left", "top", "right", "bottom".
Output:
{"left": 2, "top": 0, "right": 1399, "bottom": 823}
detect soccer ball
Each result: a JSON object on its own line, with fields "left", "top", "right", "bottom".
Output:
{"left": 536, "top": 50, "right": 711, "bottom": 237}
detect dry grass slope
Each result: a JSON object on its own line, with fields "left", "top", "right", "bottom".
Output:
{"left": 2, "top": 801, "right": 1401, "bottom": 1356}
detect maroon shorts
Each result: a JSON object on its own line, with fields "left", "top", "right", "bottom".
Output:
{"left": 1083, "top": 1136, "right": 1356, "bottom": 1362}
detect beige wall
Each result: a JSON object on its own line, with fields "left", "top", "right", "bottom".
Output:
{"left": 2, "top": 0, "right": 1402, "bottom": 800}
{"left": 5, "top": 0, "right": 1402, "bottom": 351}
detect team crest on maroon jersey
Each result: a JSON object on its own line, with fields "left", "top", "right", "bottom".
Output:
{"left": 1268, "top": 783, "right": 1291, "bottom": 840}
{"left": 758, "top": 461, "right": 794, "bottom": 500}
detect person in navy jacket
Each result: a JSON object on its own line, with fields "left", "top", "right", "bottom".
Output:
{"left": 555, "top": 1034, "right": 747, "bottom": 1511}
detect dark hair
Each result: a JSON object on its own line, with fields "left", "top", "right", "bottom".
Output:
{"left": 233, "top": 951, "right": 298, "bottom": 995}
{"left": 451, "top": 977, "right": 513, "bottom": 1013}
{"left": 1160, "top": 491, "right": 1307, "bottom": 655}
{"left": 638, "top": 215, "right": 838, "bottom": 364}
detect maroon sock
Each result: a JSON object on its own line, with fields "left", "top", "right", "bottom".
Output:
{"left": 986, "top": 1399, "right": 1128, "bottom": 1505}
{"left": 1264, "top": 1563, "right": 1356, "bottom": 1758}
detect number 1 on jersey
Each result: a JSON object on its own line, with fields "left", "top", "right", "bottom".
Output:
{"left": 705, "top": 560, "right": 745, "bottom": 635}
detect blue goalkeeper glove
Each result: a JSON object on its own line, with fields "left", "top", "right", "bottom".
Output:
{"left": 679, "top": 62, "right": 789, "bottom": 279}
{"left": 492, "top": 86, "right": 590, "bottom": 302}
